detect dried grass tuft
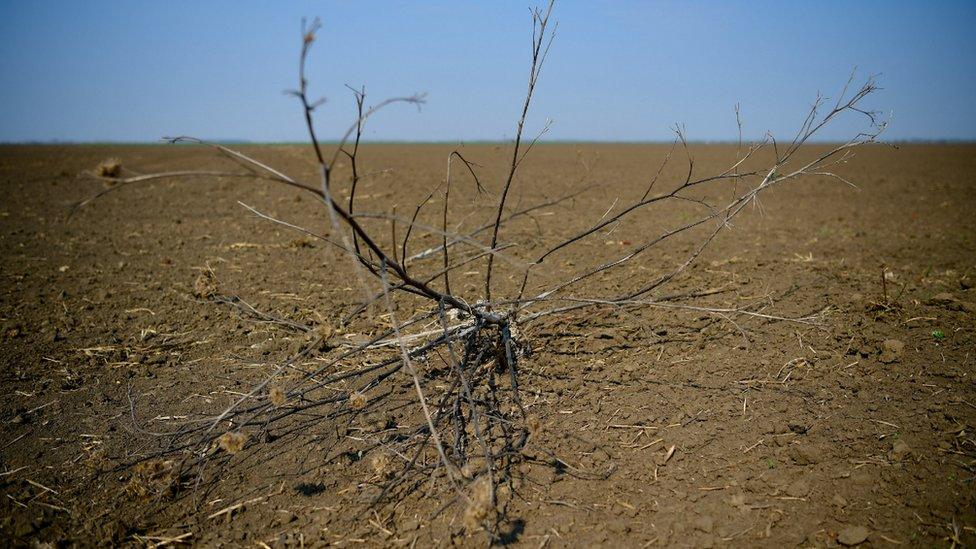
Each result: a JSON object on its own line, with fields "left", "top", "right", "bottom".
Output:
{"left": 269, "top": 385, "right": 288, "bottom": 407}
{"left": 218, "top": 431, "right": 247, "bottom": 454}
{"left": 96, "top": 158, "right": 122, "bottom": 178}
{"left": 348, "top": 391, "right": 368, "bottom": 410}
{"left": 371, "top": 452, "right": 395, "bottom": 479}
{"left": 125, "top": 459, "right": 177, "bottom": 498}
{"left": 308, "top": 322, "right": 342, "bottom": 351}
{"left": 193, "top": 271, "right": 218, "bottom": 298}
{"left": 314, "top": 323, "right": 334, "bottom": 340}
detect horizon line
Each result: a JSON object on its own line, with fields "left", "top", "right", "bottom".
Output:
{"left": 3, "top": 138, "right": 975, "bottom": 146}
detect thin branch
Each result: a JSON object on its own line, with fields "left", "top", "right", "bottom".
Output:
{"left": 485, "top": 0, "right": 556, "bottom": 304}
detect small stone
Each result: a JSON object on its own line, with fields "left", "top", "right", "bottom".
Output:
{"left": 889, "top": 439, "right": 912, "bottom": 461}
{"left": 837, "top": 525, "right": 869, "bottom": 546}
{"left": 831, "top": 494, "right": 848, "bottom": 507}
{"left": 879, "top": 339, "right": 905, "bottom": 364}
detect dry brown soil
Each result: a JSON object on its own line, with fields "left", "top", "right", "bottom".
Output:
{"left": 1, "top": 143, "right": 974, "bottom": 547}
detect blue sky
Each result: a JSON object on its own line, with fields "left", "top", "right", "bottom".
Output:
{"left": 1, "top": 1, "right": 974, "bottom": 142}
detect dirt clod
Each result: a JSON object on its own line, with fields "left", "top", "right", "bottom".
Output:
{"left": 789, "top": 445, "right": 823, "bottom": 465}
{"left": 837, "top": 525, "right": 870, "bottom": 546}
{"left": 786, "top": 478, "right": 811, "bottom": 497}
{"left": 927, "top": 292, "right": 958, "bottom": 307}
{"left": 693, "top": 515, "right": 714, "bottom": 533}
{"left": 879, "top": 339, "right": 905, "bottom": 363}
{"left": 889, "top": 439, "right": 912, "bottom": 461}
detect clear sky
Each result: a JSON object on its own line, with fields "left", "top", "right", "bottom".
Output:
{"left": 1, "top": 1, "right": 974, "bottom": 143}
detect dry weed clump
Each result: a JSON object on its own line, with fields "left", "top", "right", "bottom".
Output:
{"left": 218, "top": 431, "right": 247, "bottom": 454}
{"left": 309, "top": 322, "right": 342, "bottom": 350}
{"left": 96, "top": 158, "right": 122, "bottom": 178}
{"left": 348, "top": 391, "right": 368, "bottom": 410}
{"left": 125, "top": 459, "right": 178, "bottom": 498}
{"left": 313, "top": 323, "right": 334, "bottom": 340}
{"left": 268, "top": 385, "right": 288, "bottom": 407}
{"left": 371, "top": 453, "right": 395, "bottom": 479}
{"left": 193, "top": 270, "right": 218, "bottom": 298}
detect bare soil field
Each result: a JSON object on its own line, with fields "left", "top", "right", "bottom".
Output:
{"left": 1, "top": 143, "right": 974, "bottom": 547}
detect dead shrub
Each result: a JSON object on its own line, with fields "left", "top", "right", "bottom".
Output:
{"left": 78, "top": 1, "right": 886, "bottom": 541}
